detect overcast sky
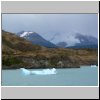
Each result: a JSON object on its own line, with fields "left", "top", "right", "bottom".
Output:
{"left": 2, "top": 14, "right": 98, "bottom": 45}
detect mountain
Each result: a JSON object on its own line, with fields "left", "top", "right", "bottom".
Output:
{"left": 56, "top": 42, "right": 67, "bottom": 48}
{"left": 75, "top": 33, "right": 98, "bottom": 45}
{"left": 17, "top": 31, "right": 57, "bottom": 48}
{"left": 67, "top": 33, "right": 98, "bottom": 48}
{"left": 49, "top": 32, "right": 98, "bottom": 48}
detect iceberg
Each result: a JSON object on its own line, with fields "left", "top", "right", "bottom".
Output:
{"left": 20, "top": 68, "right": 57, "bottom": 75}
{"left": 20, "top": 68, "right": 31, "bottom": 75}
{"left": 91, "top": 65, "right": 97, "bottom": 68}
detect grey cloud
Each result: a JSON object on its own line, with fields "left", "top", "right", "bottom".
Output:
{"left": 2, "top": 14, "right": 98, "bottom": 46}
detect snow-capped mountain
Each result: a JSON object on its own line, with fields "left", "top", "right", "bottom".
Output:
{"left": 17, "top": 31, "right": 33, "bottom": 37}
{"left": 17, "top": 31, "right": 57, "bottom": 48}
{"left": 20, "top": 32, "right": 33, "bottom": 37}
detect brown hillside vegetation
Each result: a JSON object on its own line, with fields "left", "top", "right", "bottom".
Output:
{"left": 2, "top": 30, "right": 98, "bottom": 69}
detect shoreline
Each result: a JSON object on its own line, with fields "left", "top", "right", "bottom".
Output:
{"left": 2, "top": 64, "right": 98, "bottom": 70}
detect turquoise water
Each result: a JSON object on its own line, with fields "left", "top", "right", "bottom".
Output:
{"left": 2, "top": 66, "right": 98, "bottom": 86}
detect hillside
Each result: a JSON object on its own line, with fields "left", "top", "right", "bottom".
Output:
{"left": 2, "top": 30, "right": 42, "bottom": 53}
{"left": 2, "top": 30, "right": 98, "bottom": 69}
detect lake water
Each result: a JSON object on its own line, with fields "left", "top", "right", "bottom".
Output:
{"left": 2, "top": 66, "right": 98, "bottom": 86}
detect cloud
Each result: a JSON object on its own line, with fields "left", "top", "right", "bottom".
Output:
{"left": 2, "top": 14, "right": 98, "bottom": 45}
{"left": 49, "top": 32, "right": 81, "bottom": 46}
{"left": 65, "top": 34, "right": 80, "bottom": 46}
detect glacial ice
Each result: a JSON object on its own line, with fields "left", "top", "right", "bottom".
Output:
{"left": 20, "top": 68, "right": 57, "bottom": 76}
{"left": 90, "top": 65, "right": 97, "bottom": 68}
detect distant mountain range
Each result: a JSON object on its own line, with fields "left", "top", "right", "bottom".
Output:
{"left": 17, "top": 31, "right": 57, "bottom": 48}
{"left": 17, "top": 31, "right": 98, "bottom": 49}
{"left": 56, "top": 33, "right": 98, "bottom": 48}
{"left": 67, "top": 33, "right": 98, "bottom": 48}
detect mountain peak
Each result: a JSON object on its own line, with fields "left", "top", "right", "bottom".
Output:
{"left": 18, "top": 31, "right": 36, "bottom": 37}
{"left": 17, "top": 31, "right": 57, "bottom": 48}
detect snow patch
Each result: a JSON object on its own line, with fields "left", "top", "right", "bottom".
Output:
{"left": 20, "top": 32, "right": 33, "bottom": 37}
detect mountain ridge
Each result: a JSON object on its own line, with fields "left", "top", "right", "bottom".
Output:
{"left": 17, "top": 31, "right": 57, "bottom": 48}
{"left": 55, "top": 33, "right": 98, "bottom": 48}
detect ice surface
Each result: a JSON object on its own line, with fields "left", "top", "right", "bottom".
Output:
{"left": 90, "top": 65, "right": 97, "bottom": 68}
{"left": 20, "top": 68, "right": 57, "bottom": 75}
